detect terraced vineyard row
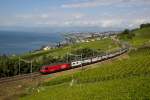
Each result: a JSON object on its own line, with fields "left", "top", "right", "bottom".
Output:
{"left": 41, "top": 47, "right": 150, "bottom": 86}
{"left": 21, "top": 47, "right": 150, "bottom": 100}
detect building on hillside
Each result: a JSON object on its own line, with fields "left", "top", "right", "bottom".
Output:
{"left": 42, "top": 46, "right": 52, "bottom": 51}
{"left": 41, "top": 43, "right": 56, "bottom": 51}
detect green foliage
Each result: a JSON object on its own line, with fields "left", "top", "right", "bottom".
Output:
{"left": 0, "top": 56, "right": 19, "bottom": 77}
{"left": 127, "top": 32, "right": 135, "bottom": 39}
{"left": 21, "top": 47, "right": 150, "bottom": 100}
{"left": 0, "top": 54, "right": 65, "bottom": 77}
{"left": 71, "top": 48, "right": 104, "bottom": 58}
{"left": 119, "top": 25, "right": 150, "bottom": 47}
{"left": 122, "top": 29, "right": 130, "bottom": 35}
{"left": 15, "top": 23, "right": 150, "bottom": 99}
{"left": 119, "top": 29, "right": 135, "bottom": 40}
{"left": 140, "top": 23, "right": 150, "bottom": 29}
{"left": 20, "top": 39, "right": 118, "bottom": 59}
{"left": 0, "top": 39, "right": 118, "bottom": 78}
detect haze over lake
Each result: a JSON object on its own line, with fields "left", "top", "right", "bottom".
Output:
{"left": 0, "top": 31, "right": 64, "bottom": 55}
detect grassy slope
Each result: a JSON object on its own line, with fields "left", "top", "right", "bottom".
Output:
{"left": 22, "top": 77, "right": 150, "bottom": 100}
{"left": 130, "top": 27, "right": 150, "bottom": 47}
{"left": 21, "top": 45, "right": 150, "bottom": 100}
{"left": 119, "top": 27, "right": 150, "bottom": 47}
{"left": 20, "top": 27, "right": 150, "bottom": 100}
{"left": 18, "top": 38, "right": 118, "bottom": 59}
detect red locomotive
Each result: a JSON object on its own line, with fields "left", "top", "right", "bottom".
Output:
{"left": 40, "top": 63, "right": 71, "bottom": 74}
{"left": 40, "top": 48, "right": 128, "bottom": 74}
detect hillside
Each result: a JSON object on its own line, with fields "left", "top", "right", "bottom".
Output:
{"left": 20, "top": 25, "right": 150, "bottom": 100}
{"left": 119, "top": 27, "right": 150, "bottom": 47}
{"left": 131, "top": 27, "right": 150, "bottom": 46}
{"left": 20, "top": 38, "right": 118, "bottom": 59}
{"left": 21, "top": 44, "right": 150, "bottom": 100}
{"left": 0, "top": 38, "right": 119, "bottom": 78}
{"left": 3, "top": 25, "right": 150, "bottom": 100}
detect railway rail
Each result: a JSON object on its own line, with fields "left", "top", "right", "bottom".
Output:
{"left": 0, "top": 48, "right": 128, "bottom": 84}
{"left": 0, "top": 72, "right": 41, "bottom": 84}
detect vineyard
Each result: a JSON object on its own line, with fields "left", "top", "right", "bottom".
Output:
{"left": 20, "top": 46, "right": 150, "bottom": 100}
{"left": 119, "top": 26, "right": 150, "bottom": 47}
{"left": 2, "top": 24, "right": 150, "bottom": 99}
{"left": 20, "top": 38, "right": 118, "bottom": 59}
{"left": 0, "top": 38, "right": 118, "bottom": 78}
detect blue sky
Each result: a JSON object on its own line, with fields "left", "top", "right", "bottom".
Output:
{"left": 0, "top": 0, "right": 150, "bottom": 32}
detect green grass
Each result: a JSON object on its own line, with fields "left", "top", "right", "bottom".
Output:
{"left": 20, "top": 46, "right": 150, "bottom": 100}
{"left": 21, "top": 77, "right": 150, "bottom": 100}
{"left": 17, "top": 38, "right": 118, "bottom": 60}
{"left": 134, "top": 27, "right": 150, "bottom": 38}
{"left": 20, "top": 27, "right": 150, "bottom": 99}
{"left": 119, "top": 27, "right": 150, "bottom": 47}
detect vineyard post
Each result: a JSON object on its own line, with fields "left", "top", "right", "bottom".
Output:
{"left": 93, "top": 49, "right": 95, "bottom": 57}
{"left": 19, "top": 57, "right": 20, "bottom": 75}
{"left": 30, "top": 60, "right": 32, "bottom": 80}
{"left": 81, "top": 54, "right": 83, "bottom": 70}
{"left": 67, "top": 52, "right": 68, "bottom": 63}
{"left": 30, "top": 61, "right": 32, "bottom": 73}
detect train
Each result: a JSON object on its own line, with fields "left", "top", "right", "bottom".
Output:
{"left": 40, "top": 48, "right": 128, "bottom": 74}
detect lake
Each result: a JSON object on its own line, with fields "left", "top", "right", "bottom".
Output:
{"left": 0, "top": 31, "right": 64, "bottom": 55}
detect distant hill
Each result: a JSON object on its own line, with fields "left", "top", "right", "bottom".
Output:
{"left": 5, "top": 23, "right": 150, "bottom": 99}
{"left": 20, "top": 24, "right": 150, "bottom": 100}
{"left": 133, "top": 27, "right": 150, "bottom": 39}
{"left": 119, "top": 24, "right": 150, "bottom": 47}
{"left": 21, "top": 38, "right": 150, "bottom": 100}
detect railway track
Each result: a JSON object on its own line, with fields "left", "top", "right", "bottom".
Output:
{"left": 0, "top": 72, "right": 41, "bottom": 84}
{"left": 44, "top": 51, "right": 128, "bottom": 82}
{"left": 0, "top": 48, "right": 128, "bottom": 84}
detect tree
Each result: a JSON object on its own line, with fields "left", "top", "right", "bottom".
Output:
{"left": 71, "top": 48, "right": 103, "bottom": 58}
{"left": 122, "top": 29, "right": 130, "bottom": 35}
{"left": 121, "top": 29, "right": 135, "bottom": 39}
{"left": 140, "top": 23, "right": 150, "bottom": 29}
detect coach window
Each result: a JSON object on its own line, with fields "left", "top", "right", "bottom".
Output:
{"left": 73, "top": 62, "right": 76, "bottom": 64}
